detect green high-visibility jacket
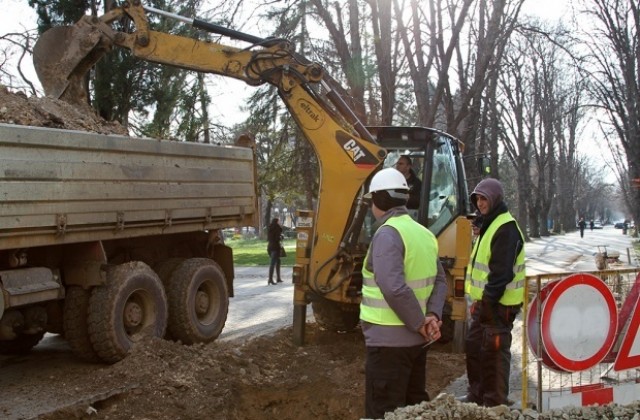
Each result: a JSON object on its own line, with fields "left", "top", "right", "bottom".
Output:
{"left": 360, "top": 215, "right": 439, "bottom": 325}
{"left": 465, "top": 212, "right": 526, "bottom": 305}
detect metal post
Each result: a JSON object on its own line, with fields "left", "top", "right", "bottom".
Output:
{"left": 292, "top": 304, "right": 307, "bottom": 346}
{"left": 536, "top": 275, "right": 543, "bottom": 412}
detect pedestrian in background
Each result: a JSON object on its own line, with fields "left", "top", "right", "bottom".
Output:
{"left": 578, "top": 217, "right": 586, "bottom": 238}
{"left": 461, "top": 177, "right": 525, "bottom": 407}
{"left": 360, "top": 167, "right": 447, "bottom": 418}
{"left": 267, "top": 218, "right": 283, "bottom": 285}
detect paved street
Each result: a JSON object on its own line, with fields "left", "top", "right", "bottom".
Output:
{"left": 218, "top": 266, "right": 298, "bottom": 343}
{"left": 525, "top": 225, "right": 637, "bottom": 274}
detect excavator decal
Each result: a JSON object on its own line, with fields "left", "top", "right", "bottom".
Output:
{"left": 297, "top": 99, "right": 324, "bottom": 130}
{"left": 336, "top": 131, "right": 379, "bottom": 168}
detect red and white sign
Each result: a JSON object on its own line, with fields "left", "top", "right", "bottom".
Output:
{"left": 527, "top": 274, "right": 618, "bottom": 372}
{"left": 613, "top": 276, "right": 640, "bottom": 371}
{"left": 543, "top": 382, "right": 640, "bottom": 411}
{"left": 527, "top": 273, "right": 640, "bottom": 373}
{"left": 528, "top": 272, "right": 640, "bottom": 408}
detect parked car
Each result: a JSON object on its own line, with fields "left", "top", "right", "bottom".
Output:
{"left": 593, "top": 221, "right": 603, "bottom": 229}
{"left": 614, "top": 221, "right": 626, "bottom": 229}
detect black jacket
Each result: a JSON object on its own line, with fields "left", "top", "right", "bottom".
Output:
{"left": 267, "top": 223, "right": 282, "bottom": 252}
{"left": 406, "top": 170, "right": 422, "bottom": 210}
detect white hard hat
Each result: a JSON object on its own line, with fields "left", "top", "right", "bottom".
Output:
{"left": 365, "top": 167, "right": 409, "bottom": 198}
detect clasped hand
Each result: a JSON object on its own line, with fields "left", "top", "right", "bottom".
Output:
{"left": 419, "top": 314, "right": 442, "bottom": 345}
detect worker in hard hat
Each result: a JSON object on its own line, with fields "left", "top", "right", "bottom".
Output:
{"left": 360, "top": 167, "right": 447, "bottom": 419}
{"left": 461, "top": 177, "right": 525, "bottom": 407}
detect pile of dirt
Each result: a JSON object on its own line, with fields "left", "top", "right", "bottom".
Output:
{"left": 37, "top": 324, "right": 465, "bottom": 420}
{"left": 0, "top": 85, "right": 127, "bottom": 135}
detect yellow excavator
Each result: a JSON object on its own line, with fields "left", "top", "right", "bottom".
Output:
{"left": 33, "top": 2, "right": 477, "bottom": 351}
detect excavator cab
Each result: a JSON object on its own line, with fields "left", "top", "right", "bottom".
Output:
{"left": 368, "top": 126, "right": 468, "bottom": 237}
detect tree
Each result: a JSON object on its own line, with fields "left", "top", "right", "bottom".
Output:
{"left": 582, "top": 0, "right": 640, "bottom": 231}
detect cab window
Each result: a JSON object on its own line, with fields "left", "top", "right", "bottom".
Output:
{"left": 427, "top": 140, "right": 459, "bottom": 235}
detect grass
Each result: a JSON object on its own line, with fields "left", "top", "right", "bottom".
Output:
{"left": 227, "top": 238, "right": 296, "bottom": 266}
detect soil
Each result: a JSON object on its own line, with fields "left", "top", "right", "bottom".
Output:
{"left": 0, "top": 85, "right": 466, "bottom": 420}
{"left": 0, "top": 85, "right": 127, "bottom": 134}
{"left": 21, "top": 325, "right": 462, "bottom": 420}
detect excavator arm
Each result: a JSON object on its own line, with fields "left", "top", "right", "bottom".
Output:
{"left": 33, "top": 2, "right": 387, "bottom": 344}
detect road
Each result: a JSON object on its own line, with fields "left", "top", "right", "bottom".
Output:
{"left": 217, "top": 266, "right": 299, "bottom": 343}
{"left": 525, "top": 225, "right": 636, "bottom": 274}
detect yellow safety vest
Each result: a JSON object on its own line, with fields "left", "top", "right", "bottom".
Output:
{"left": 465, "top": 212, "right": 526, "bottom": 305}
{"left": 360, "top": 215, "right": 439, "bottom": 325}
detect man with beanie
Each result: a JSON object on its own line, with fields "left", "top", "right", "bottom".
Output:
{"left": 361, "top": 167, "right": 448, "bottom": 418}
{"left": 462, "top": 177, "right": 525, "bottom": 407}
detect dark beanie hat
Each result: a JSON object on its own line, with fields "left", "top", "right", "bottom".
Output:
{"left": 372, "top": 190, "right": 407, "bottom": 211}
{"left": 470, "top": 178, "right": 504, "bottom": 211}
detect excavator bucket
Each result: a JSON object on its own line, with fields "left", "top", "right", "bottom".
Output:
{"left": 33, "top": 19, "right": 111, "bottom": 105}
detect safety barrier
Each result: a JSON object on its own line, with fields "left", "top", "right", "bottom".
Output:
{"left": 518, "top": 268, "right": 640, "bottom": 411}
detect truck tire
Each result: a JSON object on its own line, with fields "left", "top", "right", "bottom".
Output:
{"left": 0, "top": 331, "right": 45, "bottom": 354}
{"left": 166, "top": 258, "right": 228, "bottom": 345}
{"left": 88, "top": 261, "right": 168, "bottom": 363}
{"left": 154, "top": 258, "right": 187, "bottom": 289}
{"left": 63, "top": 287, "right": 100, "bottom": 362}
{"left": 153, "top": 258, "right": 187, "bottom": 340}
{"left": 311, "top": 297, "right": 360, "bottom": 332}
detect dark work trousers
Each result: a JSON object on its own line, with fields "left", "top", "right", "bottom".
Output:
{"left": 464, "top": 303, "right": 518, "bottom": 407}
{"left": 365, "top": 344, "right": 429, "bottom": 419}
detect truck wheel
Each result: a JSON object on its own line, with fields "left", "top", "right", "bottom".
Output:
{"left": 166, "top": 258, "right": 228, "bottom": 345}
{"left": 153, "top": 258, "right": 187, "bottom": 340}
{"left": 63, "top": 286, "right": 100, "bottom": 362}
{"left": 88, "top": 261, "right": 168, "bottom": 363}
{"left": 0, "top": 331, "right": 45, "bottom": 354}
{"left": 311, "top": 298, "right": 360, "bottom": 332}
{"left": 154, "top": 258, "right": 187, "bottom": 288}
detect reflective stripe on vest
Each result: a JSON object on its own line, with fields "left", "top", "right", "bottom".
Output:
{"left": 464, "top": 212, "right": 526, "bottom": 305}
{"left": 360, "top": 215, "right": 439, "bottom": 325}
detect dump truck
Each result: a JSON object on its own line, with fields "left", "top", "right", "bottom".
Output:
{"left": 0, "top": 122, "right": 257, "bottom": 362}
{"left": 21, "top": 2, "right": 481, "bottom": 358}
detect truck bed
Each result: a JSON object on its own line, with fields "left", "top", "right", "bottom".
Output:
{"left": 0, "top": 123, "right": 257, "bottom": 250}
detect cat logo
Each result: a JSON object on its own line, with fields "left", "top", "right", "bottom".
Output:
{"left": 343, "top": 139, "right": 365, "bottom": 161}
{"left": 336, "top": 131, "right": 379, "bottom": 168}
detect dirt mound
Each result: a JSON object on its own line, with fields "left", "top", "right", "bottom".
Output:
{"left": 0, "top": 85, "right": 126, "bottom": 134}
{"left": 36, "top": 324, "right": 464, "bottom": 420}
